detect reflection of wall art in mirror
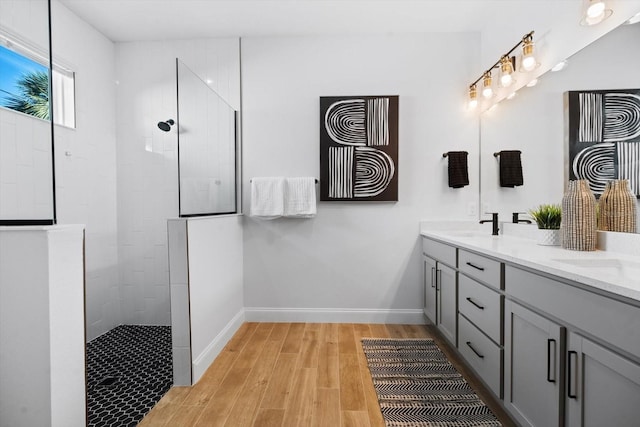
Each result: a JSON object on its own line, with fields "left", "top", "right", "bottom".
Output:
{"left": 319, "top": 95, "right": 398, "bottom": 201}
{"left": 566, "top": 89, "right": 640, "bottom": 198}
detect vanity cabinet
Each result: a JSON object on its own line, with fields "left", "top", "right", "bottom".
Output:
{"left": 422, "top": 238, "right": 457, "bottom": 346}
{"left": 565, "top": 332, "right": 640, "bottom": 427}
{"left": 421, "top": 231, "right": 640, "bottom": 427}
{"left": 504, "top": 300, "right": 563, "bottom": 427}
{"left": 436, "top": 263, "right": 457, "bottom": 345}
{"left": 423, "top": 255, "right": 437, "bottom": 323}
{"left": 505, "top": 264, "right": 640, "bottom": 427}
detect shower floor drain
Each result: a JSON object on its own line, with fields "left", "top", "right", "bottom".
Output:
{"left": 97, "top": 376, "right": 118, "bottom": 387}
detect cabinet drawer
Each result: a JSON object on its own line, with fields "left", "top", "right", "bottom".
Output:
{"left": 506, "top": 265, "right": 640, "bottom": 359}
{"left": 422, "top": 238, "right": 456, "bottom": 267}
{"left": 459, "top": 275, "right": 502, "bottom": 344}
{"left": 458, "top": 314, "right": 502, "bottom": 397}
{"left": 459, "top": 249, "right": 501, "bottom": 289}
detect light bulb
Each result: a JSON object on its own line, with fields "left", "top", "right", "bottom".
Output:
{"left": 482, "top": 73, "right": 493, "bottom": 98}
{"left": 587, "top": 1, "right": 605, "bottom": 18}
{"left": 521, "top": 36, "right": 537, "bottom": 71}
{"left": 582, "top": 0, "right": 612, "bottom": 25}
{"left": 500, "top": 56, "right": 514, "bottom": 87}
{"left": 468, "top": 85, "right": 478, "bottom": 109}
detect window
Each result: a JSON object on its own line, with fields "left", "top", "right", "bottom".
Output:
{"left": 0, "top": 35, "right": 75, "bottom": 128}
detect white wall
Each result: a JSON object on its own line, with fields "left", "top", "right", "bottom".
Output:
{"left": 241, "top": 34, "right": 480, "bottom": 321}
{"left": 188, "top": 217, "right": 244, "bottom": 382}
{"left": 481, "top": 23, "right": 640, "bottom": 222}
{"left": 115, "top": 38, "right": 240, "bottom": 326}
{"left": 167, "top": 216, "right": 244, "bottom": 385}
{"left": 0, "top": 225, "right": 85, "bottom": 427}
{"left": 51, "top": 0, "right": 120, "bottom": 341}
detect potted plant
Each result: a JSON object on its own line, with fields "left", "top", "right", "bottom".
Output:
{"left": 529, "top": 204, "right": 562, "bottom": 245}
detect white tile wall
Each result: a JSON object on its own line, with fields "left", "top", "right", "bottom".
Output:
{"left": 51, "top": 1, "right": 119, "bottom": 341}
{"left": 115, "top": 38, "right": 240, "bottom": 327}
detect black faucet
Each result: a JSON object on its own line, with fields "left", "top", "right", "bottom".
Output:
{"left": 512, "top": 212, "right": 532, "bottom": 224}
{"left": 480, "top": 213, "right": 500, "bottom": 236}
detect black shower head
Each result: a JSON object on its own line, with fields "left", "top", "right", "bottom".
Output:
{"left": 157, "top": 119, "right": 175, "bottom": 132}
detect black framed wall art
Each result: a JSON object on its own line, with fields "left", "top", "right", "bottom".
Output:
{"left": 566, "top": 89, "right": 640, "bottom": 197}
{"left": 319, "top": 95, "right": 399, "bottom": 202}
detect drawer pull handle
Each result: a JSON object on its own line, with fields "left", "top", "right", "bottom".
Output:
{"left": 568, "top": 350, "right": 578, "bottom": 399}
{"left": 547, "top": 339, "right": 556, "bottom": 383}
{"left": 466, "top": 297, "right": 485, "bottom": 310}
{"left": 466, "top": 341, "right": 484, "bottom": 359}
{"left": 466, "top": 262, "right": 485, "bottom": 271}
{"left": 431, "top": 267, "right": 436, "bottom": 288}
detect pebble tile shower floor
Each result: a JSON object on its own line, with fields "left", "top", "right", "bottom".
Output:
{"left": 86, "top": 325, "right": 172, "bottom": 426}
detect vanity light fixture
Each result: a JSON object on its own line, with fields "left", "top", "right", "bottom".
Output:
{"left": 581, "top": 0, "right": 612, "bottom": 26}
{"left": 500, "top": 56, "right": 515, "bottom": 87}
{"left": 468, "top": 84, "right": 478, "bottom": 109}
{"left": 482, "top": 72, "right": 494, "bottom": 98}
{"left": 520, "top": 34, "right": 538, "bottom": 72}
{"left": 467, "top": 31, "right": 536, "bottom": 110}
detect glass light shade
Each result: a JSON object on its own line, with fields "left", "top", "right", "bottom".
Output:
{"left": 468, "top": 85, "right": 478, "bottom": 109}
{"left": 500, "top": 56, "right": 514, "bottom": 87}
{"left": 482, "top": 73, "right": 493, "bottom": 98}
{"left": 521, "top": 38, "right": 537, "bottom": 71}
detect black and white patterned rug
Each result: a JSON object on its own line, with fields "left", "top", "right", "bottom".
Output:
{"left": 361, "top": 338, "right": 502, "bottom": 427}
{"left": 86, "top": 325, "right": 172, "bottom": 427}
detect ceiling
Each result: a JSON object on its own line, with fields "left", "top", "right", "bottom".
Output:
{"left": 58, "top": 0, "right": 585, "bottom": 43}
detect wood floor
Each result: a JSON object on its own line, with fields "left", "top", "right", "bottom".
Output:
{"left": 139, "top": 323, "right": 516, "bottom": 427}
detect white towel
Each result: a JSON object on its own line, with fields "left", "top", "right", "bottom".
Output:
{"left": 284, "top": 177, "right": 317, "bottom": 218}
{"left": 250, "top": 177, "right": 285, "bottom": 219}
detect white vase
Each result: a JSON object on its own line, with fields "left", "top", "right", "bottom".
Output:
{"left": 537, "top": 228, "right": 561, "bottom": 246}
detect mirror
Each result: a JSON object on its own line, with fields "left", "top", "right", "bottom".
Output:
{"left": 480, "top": 21, "right": 640, "bottom": 232}
{"left": 0, "top": 0, "right": 55, "bottom": 225}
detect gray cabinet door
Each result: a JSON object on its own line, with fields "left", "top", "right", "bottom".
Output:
{"left": 505, "top": 300, "right": 563, "bottom": 427}
{"left": 566, "top": 332, "right": 640, "bottom": 427}
{"left": 423, "top": 255, "right": 437, "bottom": 324}
{"left": 437, "top": 263, "right": 457, "bottom": 346}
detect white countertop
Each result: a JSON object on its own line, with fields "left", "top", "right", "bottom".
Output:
{"left": 420, "top": 224, "right": 640, "bottom": 303}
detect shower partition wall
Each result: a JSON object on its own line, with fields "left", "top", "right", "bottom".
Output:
{"left": 176, "top": 59, "right": 237, "bottom": 216}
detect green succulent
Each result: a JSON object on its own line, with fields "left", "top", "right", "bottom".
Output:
{"left": 529, "top": 204, "right": 562, "bottom": 230}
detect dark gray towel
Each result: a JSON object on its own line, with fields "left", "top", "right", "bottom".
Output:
{"left": 447, "top": 151, "right": 469, "bottom": 188}
{"left": 499, "top": 150, "right": 523, "bottom": 187}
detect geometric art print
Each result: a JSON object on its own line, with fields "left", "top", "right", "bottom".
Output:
{"left": 567, "top": 89, "right": 640, "bottom": 197}
{"left": 320, "top": 96, "right": 399, "bottom": 201}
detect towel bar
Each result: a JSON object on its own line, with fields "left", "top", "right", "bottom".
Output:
{"left": 250, "top": 178, "right": 318, "bottom": 183}
{"left": 442, "top": 151, "right": 468, "bottom": 158}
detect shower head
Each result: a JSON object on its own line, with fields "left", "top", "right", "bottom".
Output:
{"left": 157, "top": 119, "right": 175, "bottom": 132}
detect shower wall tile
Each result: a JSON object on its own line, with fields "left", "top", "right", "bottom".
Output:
{"left": 115, "top": 37, "right": 241, "bottom": 328}
{"left": 52, "top": 2, "right": 120, "bottom": 341}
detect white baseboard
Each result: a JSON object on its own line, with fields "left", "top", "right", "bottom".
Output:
{"left": 191, "top": 309, "right": 246, "bottom": 383}
{"left": 244, "top": 307, "right": 426, "bottom": 324}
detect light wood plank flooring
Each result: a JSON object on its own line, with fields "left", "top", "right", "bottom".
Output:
{"left": 139, "top": 323, "right": 516, "bottom": 427}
